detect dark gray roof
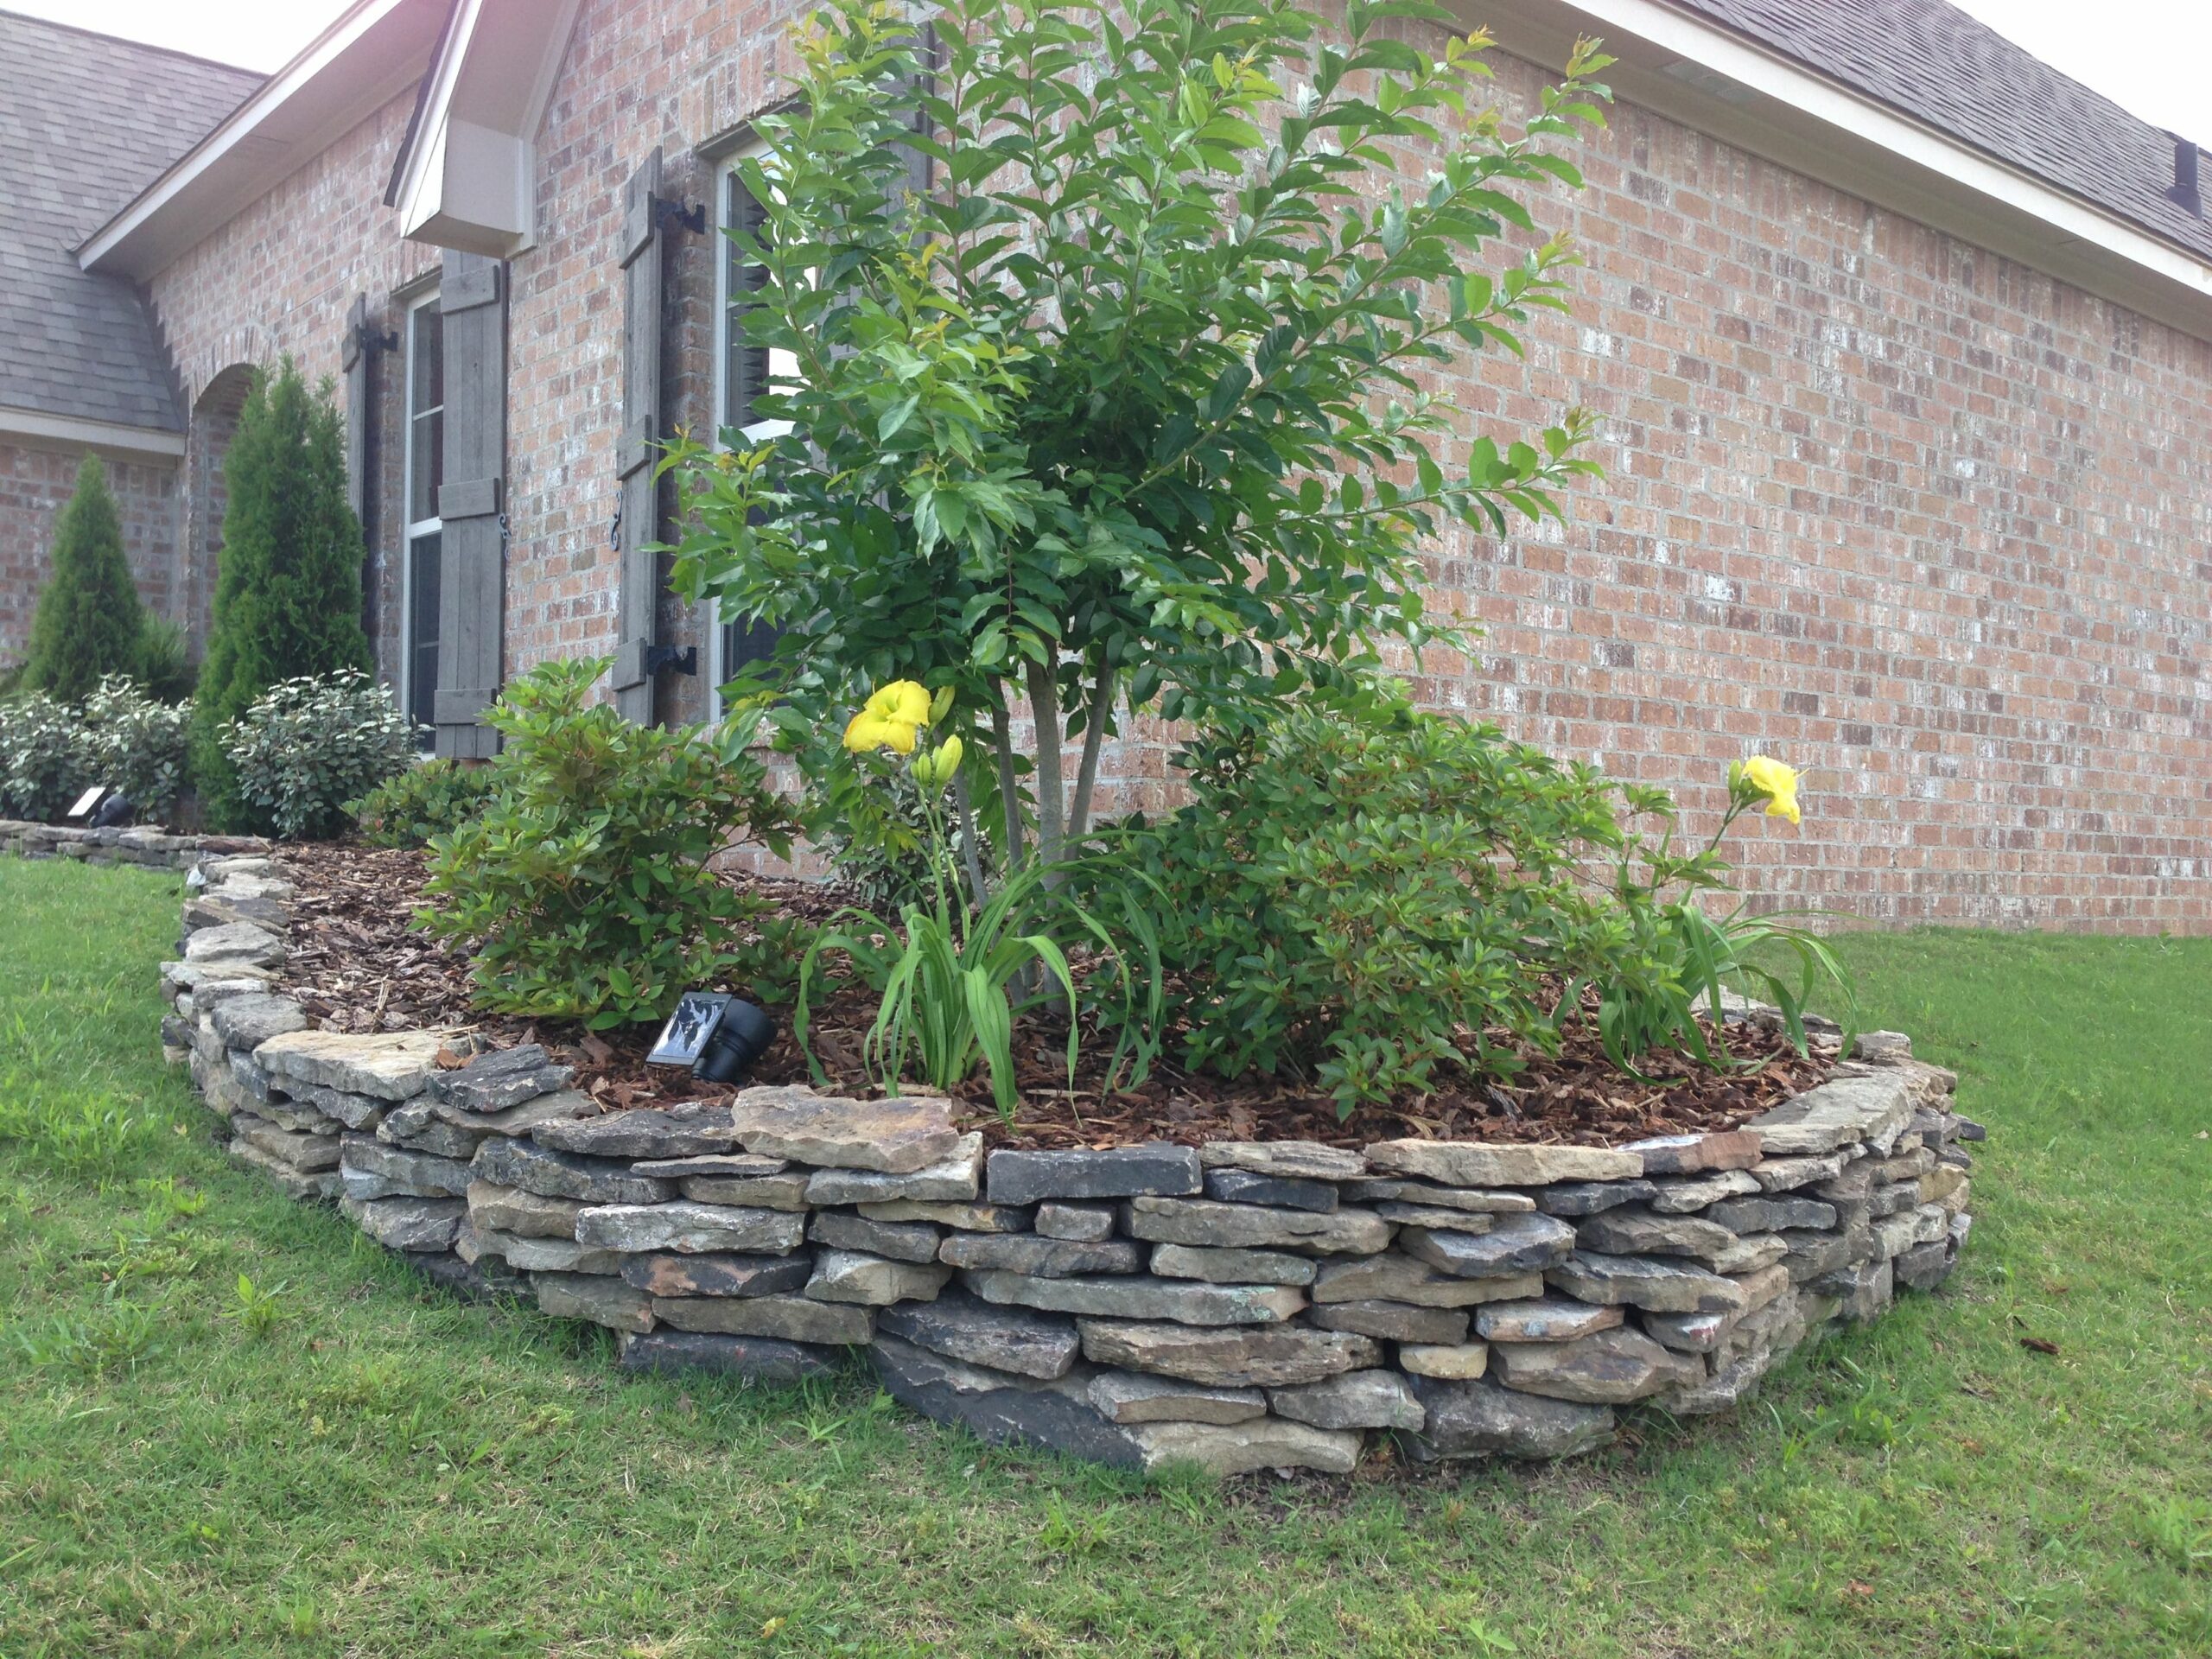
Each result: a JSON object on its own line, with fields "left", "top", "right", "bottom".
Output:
{"left": 0, "top": 11, "right": 263, "bottom": 431}
{"left": 1668, "top": 0, "right": 2212, "bottom": 264}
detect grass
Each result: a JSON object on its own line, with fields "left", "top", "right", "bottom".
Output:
{"left": 0, "top": 857, "right": 2207, "bottom": 1658}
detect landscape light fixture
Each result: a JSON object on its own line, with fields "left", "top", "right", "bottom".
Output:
{"left": 646, "top": 991, "right": 777, "bottom": 1084}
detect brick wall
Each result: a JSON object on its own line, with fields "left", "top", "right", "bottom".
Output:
{"left": 0, "top": 438, "right": 181, "bottom": 670}
{"left": 132, "top": 1, "right": 2212, "bottom": 929}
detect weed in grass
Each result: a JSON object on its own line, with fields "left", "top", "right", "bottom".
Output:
{"left": 2139, "top": 1496, "right": 2212, "bottom": 1574}
{"left": 227, "top": 1272, "right": 288, "bottom": 1338}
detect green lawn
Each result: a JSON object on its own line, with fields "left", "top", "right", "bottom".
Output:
{"left": 1, "top": 858, "right": 2206, "bottom": 1658}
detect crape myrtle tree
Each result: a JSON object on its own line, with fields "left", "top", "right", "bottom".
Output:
{"left": 668, "top": 0, "right": 1612, "bottom": 896}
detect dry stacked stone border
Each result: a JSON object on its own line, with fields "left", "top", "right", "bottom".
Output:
{"left": 2, "top": 818, "right": 269, "bottom": 870}
{"left": 159, "top": 854, "right": 1983, "bottom": 1477}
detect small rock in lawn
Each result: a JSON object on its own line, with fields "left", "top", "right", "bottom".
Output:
{"left": 878, "top": 1289, "right": 1081, "bottom": 1380}
{"left": 1076, "top": 1320, "right": 1379, "bottom": 1389}
{"left": 986, "top": 1143, "right": 1201, "bottom": 1205}
{"left": 533, "top": 1101, "right": 740, "bottom": 1159}
{"left": 1400, "top": 1213, "right": 1577, "bottom": 1276}
{"left": 474, "top": 1137, "right": 674, "bottom": 1205}
{"left": 1087, "top": 1370, "right": 1267, "bottom": 1425}
{"left": 801, "top": 1134, "right": 983, "bottom": 1205}
{"left": 1148, "top": 1243, "right": 1317, "bottom": 1287}
{"left": 654, "top": 1294, "right": 874, "bottom": 1345}
{"left": 1122, "top": 1196, "right": 1393, "bottom": 1255}
{"left": 965, "top": 1270, "right": 1304, "bottom": 1326}
{"left": 1308, "top": 1300, "right": 1470, "bottom": 1345}
{"left": 532, "top": 1270, "right": 655, "bottom": 1333}
{"left": 1397, "top": 1342, "right": 1491, "bottom": 1380}
{"left": 938, "top": 1233, "right": 1145, "bottom": 1278}
{"left": 805, "top": 1249, "right": 951, "bottom": 1306}
{"left": 1619, "top": 1130, "right": 1763, "bottom": 1175}
{"left": 1546, "top": 1252, "right": 1750, "bottom": 1315}
{"left": 1202, "top": 1166, "right": 1339, "bottom": 1213}
{"left": 1034, "top": 1201, "right": 1116, "bottom": 1241}
{"left": 1573, "top": 1205, "right": 1738, "bottom": 1261}
{"left": 1475, "top": 1298, "right": 1624, "bottom": 1343}
{"left": 575, "top": 1202, "right": 805, "bottom": 1255}
{"left": 466, "top": 1179, "right": 588, "bottom": 1240}
{"left": 1196, "top": 1141, "right": 1368, "bottom": 1181}
{"left": 1268, "top": 1369, "right": 1424, "bottom": 1432}
{"left": 809, "top": 1210, "right": 943, "bottom": 1264}
{"left": 1363, "top": 1141, "right": 1643, "bottom": 1187}
{"left": 340, "top": 1194, "right": 464, "bottom": 1252}
{"left": 1128, "top": 1418, "right": 1361, "bottom": 1477}
{"left": 1531, "top": 1179, "right": 1657, "bottom": 1217}
{"left": 857, "top": 1199, "right": 1030, "bottom": 1232}
{"left": 1402, "top": 1375, "right": 1616, "bottom": 1461}
{"left": 618, "top": 1329, "right": 838, "bottom": 1385}
{"left": 619, "top": 1252, "right": 815, "bottom": 1300}
{"left": 1313, "top": 1253, "right": 1541, "bottom": 1308}
{"left": 1489, "top": 1325, "right": 1703, "bottom": 1404}
{"left": 732, "top": 1085, "right": 959, "bottom": 1174}
{"left": 1342, "top": 1178, "right": 1535, "bottom": 1214}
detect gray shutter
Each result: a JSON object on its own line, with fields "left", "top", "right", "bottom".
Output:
{"left": 433, "top": 251, "right": 506, "bottom": 760}
{"left": 341, "top": 294, "right": 370, "bottom": 525}
{"left": 609, "top": 148, "right": 665, "bottom": 724}
{"left": 891, "top": 27, "right": 936, "bottom": 211}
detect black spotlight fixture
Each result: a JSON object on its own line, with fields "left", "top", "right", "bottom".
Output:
{"left": 646, "top": 992, "right": 777, "bottom": 1084}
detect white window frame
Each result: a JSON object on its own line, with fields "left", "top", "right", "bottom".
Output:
{"left": 399, "top": 288, "right": 442, "bottom": 733}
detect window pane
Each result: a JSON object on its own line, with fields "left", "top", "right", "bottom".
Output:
{"left": 721, "top": 615, "right": 780, "bottom": 691}
{"left": 410, "top": 305, "right": 442, "bottom": 417}
{"left": 409, "top": 409, "right": 443, "bottom": 525}
{"left": 723, "top": 172, "right": 769, "bottom": 433}
{"left": 408, "top": 530, "right": 442, "bottom": 741}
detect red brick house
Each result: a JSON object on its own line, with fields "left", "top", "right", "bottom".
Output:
{"left": 2, "top": 0, "right": 2208, "bottom": 925}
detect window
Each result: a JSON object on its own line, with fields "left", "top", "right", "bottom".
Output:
{"left": 709, "top": 149, "right": 798, "bottom": 711}
{"left": 401, "top": 294, "right": 444, "bottom": 743}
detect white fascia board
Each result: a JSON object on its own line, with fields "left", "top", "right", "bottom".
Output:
{"left": 1473, "top": 0, "right": 2212, "bottom": 342}
{"left": 0, "top": 406, "right": 188, "bottom": 460}
{"left": 77, "top": 0, "right": 443, "bottom": 281}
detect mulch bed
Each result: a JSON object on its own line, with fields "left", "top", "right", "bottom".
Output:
{"left": 270, "top": 842, "right": 1834, "bottom": 1152}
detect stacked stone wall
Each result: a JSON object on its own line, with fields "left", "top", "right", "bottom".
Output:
{"left": 159, "top": 856, "right": 1980, "bottom": 1474}
{"left": 0, "top": 820, "right": 267, "bottom": 870}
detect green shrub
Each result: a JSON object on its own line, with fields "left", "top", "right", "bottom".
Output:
{"left": 135, "top": 615, "right": 198, "bottom": 704}
{"left": 192, "top": 359, "right": 373, "bottom": 831}
{"left": 0, "top": 693, "right": 94, "bottom": 821}
{"left": 419, "top": 657, "right": 804, "bottom": 1027}
{"left": 348, "top": 760, "right": 498, "bottom": 849}
{"left": 22, "top": 455, "right": 146, "bottom": 704}
{"left": 219, "top": 671, "right": 416, "bottom": 841}
{"left": 1108, "top": 702, "right": 1627, "bottom": 1114}
{"left": 0, "top": 677, "right": 190, "bottom": 823}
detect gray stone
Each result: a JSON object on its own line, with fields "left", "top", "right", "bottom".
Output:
{"left": 1402, "top": 1375, "right": 1616, "bottom": 1461}
{"left": 966, "top": 1270, "right": 1304, "bottom": 1326}
{"left": 1646, "top": 1170, "right": 1763, "bottom": 1213}
{"left": 256, "top": 1028, "right": 452, "bottom": 1101}
{"left": 1893, "top": 1238, "right": 1955, "bottom": 1291}
{"left": 878, "top": 1290, "right": 1081, "bottom": 1380}
{"left": 1342, "top": 1178, "right": 1535, "bottom": 1214}
{"left": 467, "top": 1180, "right": 589, "bottom": 1240}
{"left": 1076, "top": 1320, "right": 1380, "bottom": 1388}
{"left": 1034, "top": 1201, "right": 1115, "bottom": 1241}
{"left": 377, "top": 1102, "right": 493, "bottom": 1159}
{"left": 1712, "top": 1233, "right": 1789, "bottom": 1274}
{"left": 473, "top": 1136, "right": 674, "bottom": 1205}
{"left": 233, "top": 1115, "right": 340, "bottom": 1172}
{"left": 1850, "top": 1029, "right": 1913, "bottom": 1064}
{"left": 225, "top": 1050, "right": 274, "bottom": 1103}
{"left": 532, "top": 1101, "right": 741, "bottom": 1159}
{"left": 1128, "top": 1418, "right": 1362, "bottom": 1476}
{"left": 938, "top": 1232, "right": 1145, "bottom": 1278}
{"left": 1203, "top": 1167, "right": 1339, "bottom": 1213}
{"left": 1620, "top": 1130, "right": 1764, "bottom": 1174}
{"left": 1148, "top": 1243, "right": 1316, "bottom": 1286}
{"left": 1371, "top": 1202, "right": 1500, "bottom": 1234}
{"left": 432, "top": 1044, "right": 575, "bottom": 1114}
{"left": 1813, "top": 1164, "right": 1877, "bottom": 1202}
{"left": 1196, "top": 1141, "right": 1367, "bottom": 1181}
{"left": 1868, "top": 1147, "right": 1937, "bottom": 1183}
{"left": 1531, "top": 1179, "right": 1657, "bottom": 1217}
{"left": 1122, "top": 1196, "right": 1393, "bottom": 1255}
{"left": 227, "top": 1137, "right": 341, "bottom": 1201}
{"left": 806, "top": 1249, "right": 951, "bottom": 1306}
{"left": 1476, "top": 1298, "right": 1624, "bottom": 1342}
{"left": 1269, "top": 1369, "right": 1424, "bottom": 1432}
{"left": 1086, "top": 1370, "right": 1266, "bottom": 1425}
{"left": 1309, "top": 1300, "right": 1469, "bottom": 1344}
{"left": 809, "top": 1210, "right": 943, "bottom": 1264}
{"left": 732, "top": 1085, "right": 959, "bottom": 1173}
{"left": 631, "top": 1152, "right": 791, "bottom": 1179}
{"left": 1546, "top": 1252, "right": 1750, "bottom": 1314}
{"left": 987, "top": 1143, "right": 1201, "bottom": 1205}
{"left": 1809, "top": 1255, "right": 1893, "bottom": 1322}
{"left": 1708, "top": 1195, "right": 1838, "bottom": 1233}
{"left": 679, "top": 1172, "right": 812, "bottom": 1210}
{"left": 476, "top": 1231, "right": 626, "bottom": 1274}
{"left": 619, "top": 1329, "right": 838, "bottom": 1384}
{"left": 575, "top": 1203, "right": 807, "bottom": 1255}
{"left": 1400, "top": 1213, "right": 1578, "bottom": 1276}
{"left": 210, "top": 993, "right": 308, "bottom": 1051}
{"left": 1955, "top": 1116, "right": 1986, "bottom": 1142}
{"left": 1640, "top": 1307, "right": 1737, "bottom": 1353}
{"left": 431, "top": 1088, "right": 597, "bottom": 1140}
{"left": 405, "top": 1249, "right": 514, "bottom": 1304}
{"left": 801, "top": 1134, "right": 983, "bottom": 1205}
{"left": 619, "top": 1252, "right": 816, "bottom": 1299}
{"left": 1490, "top": 1325, "right": 1702, "bottom": 1403}
{"left": 532, "top": 1270, "right": 654, "bottom": 1332}
{"left": 1872, "top": 1211, "right": 1924, "bottom": 1258}
{"left": 857, "top": 1199, "right": 1030, "bottom": 1231}
{"left": 1313, "top": 1254, "right": 1542, "bottom": 1308}
{"left": 1747, "top": 1072, "right": 1914, "bottom": 1157}
{"left": 868, "top": 1334, "right": 1142, "bottom": 1466}
{"left": 1398, "top": 1342, "right": 1491, "bottom": 1379}
{"left": 1363, "top": 1140, "right": 1643, "bottom": 1186}
{"left": 182, "top": 920, "right": 286, "bottom": 969}
{"left": 1574, "top": 1205, "right": 1738, "bottom": 1261}
{"left": 655, "top": 1294, "right": 874, "bottom": 1345}
{"left": 1660, "top": 1286, "right": 1810, "bottom": 1415}
{"left": 1777, "top": 1229, "right": 1855, "bottom": 1283}
{"left": 340, "top": 1194, "right": 465, "bottom": 1251}
{"left": 340, "top": 1135, "right": 472, "bottom": 1198}
{"left": 1748, "top": 1152, "right": 1850, "bottom": 1192}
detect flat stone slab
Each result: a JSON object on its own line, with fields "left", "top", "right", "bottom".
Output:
{"left": 340, "top": 1194, "right": 464, "bottom": 1252}
{"left": 1309, "top": 1300, "right": 1469, "bottom": 1345}
{"left": 378, "top": 1103, "right": 494, "bottom": 1160}
{"left": 857, "top": 1199, "right": 1030, "bottom": 1232}
{"left": 1371, "top": 1202, "right": 1501, "bottom": 1234}
{"left": 1268, "top": 1369, "right": 1424, "bottom": 1432}
{"left": 466, "top": 1179, "right": 588, "bottom": 1240}
{"left": 618, "top": 1329, "right": 838, "bottom": 1385}
{"left": 1202, "top": 1167, "right": 1339, "bottom": 1213}
{"left": 868, "top": 1335, "right": 1143, "bottom": 1466}
{"left": 228, "top": 1138, "right": 341, "bottom": 1201}
{"left": 257, "top": 1029, "right": 454, "bottom": 1102}
{"left": 809, "top": 1211, "right": 943, "bottom": 1264}
{"left": 1475, "top": 1297, "right": 1624, "bottom": 1342}
{"left": 429, "top": 1088, "right": 595, "bottom": 1140}
{"left": 1034, "top": 1202, "right": 1116, "bottom": 1241}
{"left": 1364, "top": 1140, "right": 1643, "bottom": 1187}
{"left": 1401, "top": 1213, "right": 1577, "bottom": 1276}
{"left": 575, "top": 1202, "right": 806, "bottom": 1255}
{"left": 1313, "top": 1253, "right": 1542, "bottom": 1308}
{"left": 679, "top": 1172, "right": 811, "bottom": 1211}
{"left": 1122, "top": 1196, "right": 1394, "bottom": 1255}
{"left": 1746, "top": 1073, "right": 1915, "bottom": 1157}
{"left": 939, "top": 1232, "right": 1145, "bottom": 1277}
{"left": 476, "top": 1231, "right": 625, "bottom": 1275}
{"left": 233, "top": 1116, "right": 340, "bottom": 1172}
{"left": 987, "top": 1143, "right": 1201, "bottom": 1205}
{"left": 1546, "top": 1252, "right": 1750, "bottom": 1315}
{"left": 1128, "top": 1417, "right": 1361, "bottom": 1477}
{"left": 1620, "top": 1130, "right": 1763, "bottom": 1174}
{"left": 1077, "top": 1320, "right": 1379, "bottom": 1388}
{"left": 533, "top": 1270, "right": 654, "bottom": 1333}
{"left": 967, "top": 1270, "right": 1304, "bottom": 1326}
{"left": 1646, "top": 1170, "right": 1762, "bottom": 1213}
{"left": 654, "top": 1294, "right": 873, "bottom": 1345}
{"left": 1149, "top": 1243, "right": 1317, "bottom": 1287}
{"left": 534, "top": 1101, "right": 741, "bottom": 1159}
{"left": 1748, "top": 1152, "right": 1850, "bottom": 1193}
{"left": 732, "top": 1086, "right": 958, "bottom": 1174}
{"left": 1573, "top": 1205, "right": 1738, "bottom": 1262}
{"left": 802, "top": 1135, "right": 983, "bottom": 1205}
{"left": 1087, "top": 1370, "right": 1266, "bottom": 1425}
{"left": 432, "top": 1045, "right": 575, "bottom": 1115}
{"left": 340, "top": 1136, "right": 472, "bottom": 1198}
{"left": 877, "top": 1289, "right": 1081, "bottom": 1380}
{"left": 1343, "top": 1178, "right": 1535, "bottom": 1214}
{"left": 1708, "top": 1196, "right": 1838, "bottom": 1234}
{"left": 1533, "top": 1179, "right": 1658, "bottom": 1217}
{"left": 632, "top": 1152, "right": 791, "bottom": 1180}
{"left": 1488, "top": 1325, "right": 1702, "bottom": 1403}
{"left": 806, "top": 1249, "right": 951, "bottom": 1306}
{"left": 474, "top": 1137, "right": 674, "bottom": 1205}
{"left": 182, "top": 920, "right": 286, "bottom": 969}
{"left": 209, "top": 993, "right": 308, "bottom": 1051}
{"left": 1403, "top": 1376, "right": 1615, "bottom": 1461}
{"left": 1196, "top": 1141, "right": 1367, "bottom": 1181}
{"left": 1397, "top": 1342, "right": 1491, "bottom": 1379}
{"left": 1713, "top": 1233, "right": 1789, "bottom": 1275}
{"left": 619, "top": 1252, "right": 815, "bottom": 1300}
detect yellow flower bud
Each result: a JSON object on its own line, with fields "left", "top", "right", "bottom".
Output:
{"left": 1741, "top": 755, "right": 1802, "bottom": 825}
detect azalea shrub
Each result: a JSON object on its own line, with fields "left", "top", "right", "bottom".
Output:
{"left": 349, "top": 759, "right": 498, "bottom": 849}
{"left": 419, "top": 657, "right": 804, "bottom": 1027}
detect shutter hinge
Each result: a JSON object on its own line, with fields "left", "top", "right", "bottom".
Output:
{"left": 609, "top": 501, "right": 623, "bottom": 551}
{"left": 645, "top": 645, "right": 698, "bottom": 677}
{"left": 652, "top": 194, "right": 707, "bottom": 237}
{"left": 499, "top": 512, "right": 511, "bottom": 552}
{"left": 352, "top": 318, "right": 399, "bottom": 358}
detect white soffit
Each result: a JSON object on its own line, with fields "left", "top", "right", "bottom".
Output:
{"left": 0, "top": 405, "right": 187, "bottom": 461}
{"left": 387, "top": 0, "right": 585, "bottom": 257}
{"left": 1474, "top": 0, "right": 2212, "bottom": 344}
{"left": 76, "top": 0, "right": 448, "bottom": 282}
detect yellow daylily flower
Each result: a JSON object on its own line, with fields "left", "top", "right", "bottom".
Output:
{"left": 912, "top": 734, "right": 964, "bottom": 795}
{"left": 1742, "top": 755, "right": 1802, "bottom": 825}
{"left": 842, "top": 679, "right": 933, "bottom": 754}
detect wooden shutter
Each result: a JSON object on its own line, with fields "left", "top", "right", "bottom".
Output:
{"left": 433, "top": 251, "right": 506, "bottom": 760}
{"left": 609, "top": 149, "right": 665, "bottom": 724}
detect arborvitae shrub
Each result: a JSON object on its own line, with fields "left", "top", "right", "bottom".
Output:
{"left": 191, "top": 360, "right": 372, "bottom": 831}
{"left": 22, "top": 456, "right": 146, "bottom": 704}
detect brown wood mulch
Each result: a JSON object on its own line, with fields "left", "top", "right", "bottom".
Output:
{"left": 270, "top": 842, "right": 1834, "bottom": 1153}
